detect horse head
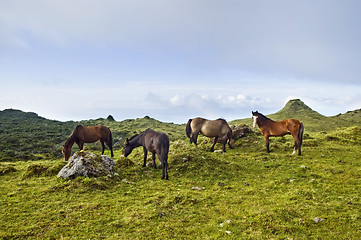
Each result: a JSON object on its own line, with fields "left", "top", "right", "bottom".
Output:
{"left": 62, "top": 144, "right": 72, "bottom": 161}
{"left": 228, "top": 137, "right": 235, "bottom": 149}
{"left": 121, "top": 138, "right": 132, "bottom": 157}
{"left": 252, "top": 111, "right": 259, "bottom": 128}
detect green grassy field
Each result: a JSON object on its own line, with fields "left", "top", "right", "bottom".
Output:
{"left": 1, "top": 100, "right": 361, "bottom": 239}
{"left": 1, "top": 128, "right": 361, "bottom": 239}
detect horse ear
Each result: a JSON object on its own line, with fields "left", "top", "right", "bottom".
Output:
{"left": 125, "top": 138, "right": 129, "bottom": 144}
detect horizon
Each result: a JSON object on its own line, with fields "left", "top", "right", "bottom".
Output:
{"left": 2, "top": 98, "right": 358, "bottom": 124}
{"left": 1, "top": 1, "right": 361, "bottom": 123}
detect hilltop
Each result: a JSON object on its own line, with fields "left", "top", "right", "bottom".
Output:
{"left": 230, "top": 99, "right": 361, "bottom": 132}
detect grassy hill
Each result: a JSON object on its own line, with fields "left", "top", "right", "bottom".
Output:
{"left": 230, "top": 99, "right": 361, "bottom": 132}
{"left": 1, "top": 103, "right": 361, "bottom": 239}
{"left": 0, "top": 109, "right": 185, "bottom": 161}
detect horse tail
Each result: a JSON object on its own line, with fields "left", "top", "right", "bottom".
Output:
{"left": 108, "top": 128, "right": 114, "bottom": 157}
{"left": 298, "top": 122, "right": 304, "bottom": 147}
{"left": 186, "top": 119, "right": 192, "bottom": 138}
{"left": 109, "top": 129, "right": 113, "bottom": 147}
{"left": 160, "top": 134, "right": 170, "bottom": 180}
{"left": 161, "top": 135, "right": 169, "bottom": 162}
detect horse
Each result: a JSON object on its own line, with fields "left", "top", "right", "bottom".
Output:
{"left": 62, "top": 125, "right": 114, "bottom": 161}
{"left": 121, "top": 129, "right": 169, "bottom": 180}
{"left": 252, "top": 111, "right": 304, "bottom": 155}
{"left": 186, "top": 117, "right": 235, "bottom": 152}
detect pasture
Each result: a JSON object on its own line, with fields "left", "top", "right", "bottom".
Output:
{"left": 1, "top": 127, "right": 361, "bottom": 239}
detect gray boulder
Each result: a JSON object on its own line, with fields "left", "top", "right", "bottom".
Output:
{"left": 231, "top": 125, "right": 253, "bottom": 139}
{"left": 57, "top": 151, "right": 115, "bottom": 179}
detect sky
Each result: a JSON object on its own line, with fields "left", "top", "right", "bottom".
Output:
{"left": 1, "top": 0, "right": 361, "bottom": 123}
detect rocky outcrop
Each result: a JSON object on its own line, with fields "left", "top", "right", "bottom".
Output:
{"left": 231, "top": 125, "right": 253, "bottom": 139}
{"left": 57, "top": 151, "right": 116, "bottom": 179}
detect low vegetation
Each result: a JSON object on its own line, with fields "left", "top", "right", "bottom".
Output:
{"left": 1, "top": 100, "right": 361, "bottom": 239}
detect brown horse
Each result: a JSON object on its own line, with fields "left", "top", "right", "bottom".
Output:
{"left": 121, "top": 129, "right": 169, "bottom": 180}
{"left": 62, "top": 125, "right": 114, "bottom": 161}
{"left": 186, "top": 117, "right": 235, "bottom": 152}
{"left": 252, "top": 111, "right": 304, "bottom": 155}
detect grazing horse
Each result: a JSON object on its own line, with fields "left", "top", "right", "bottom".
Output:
{"left": 121, "top": 129, "right": 169, "bottom": 180}
{"left": 62, "top": 125, "right": 114, "bottom": 161}
{"left": 252, "top": 111, "right": 304, "bottom": 155}
{"left": 186, "top": 117, "right": 235, "bottom": 152}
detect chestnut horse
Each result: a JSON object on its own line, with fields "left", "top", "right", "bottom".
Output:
{"left": 186, "top": 117, "right": 235, "bottom": 152}
{"left": 252, "top": 111, "right": 304, "bottom": 155}
{"left": 121, "top": 129, "right": 169, "bottom": 180}
{"left": 62, "top": 125, "right": 114, "bottom": 161}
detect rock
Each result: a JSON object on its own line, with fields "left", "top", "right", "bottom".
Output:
{"left": 314, "top": 217, "right": 324, "bottom": 223}
{"left": 231, "top": 125, "right": 253, "bottom": 139}
{"left": 57, "top": 151, "right": 116, "bottom": 179}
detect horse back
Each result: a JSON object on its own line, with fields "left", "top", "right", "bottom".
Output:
{"left": 144, "top": 130, "right": 169, "bottom": 155}
{"left": 189, "top": 118, "right": 206, "bottom": 132}
{"left": 79, "top": 125, "right": 110, "bottom": 143}
{"left": 266, "top": 119, "right": 300, "bottom": 136}
{"left": 201, "top": 119, "right": 231, "bottom": 138}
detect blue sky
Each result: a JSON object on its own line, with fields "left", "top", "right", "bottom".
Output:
{"left": 1, "top": 0, "right": 361, "bottom": 123}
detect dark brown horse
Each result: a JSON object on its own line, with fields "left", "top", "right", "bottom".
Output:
{"left": 252, "top": 111, "right": 304, "bottom": 155}
{"left": 62, "top": 125, "right": 114, "bottom": 161}
{"left": 121, "top": 129, "right": 169, "bottom": 180}
{"left": 186, "top": 117, "right": 235, "bottom": 152}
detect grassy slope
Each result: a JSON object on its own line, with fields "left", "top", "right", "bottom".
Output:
{"left": 1, "top": 129, "right": 361, "bottom": 239}
{"left": 0, "top": 109, "right": 185, "bottom": 161}
{"left": 1, "top": 102, "right": 361, "bottom": 239}
{"left": 230, "top": 99, "right": 361, "bottom": 132}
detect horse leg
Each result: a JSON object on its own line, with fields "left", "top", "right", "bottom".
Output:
{"left": 143, "top": 147, "right": 148, "bottom": 167}
{"left": 292, "top": 141, "right": 297, "bottom": 155}
{"left": 162, "top": 160, "right": 169, "bottom": 180}
{"left": 265, "top": 136, "right": 270, "bottom": 153}
{"left": 210, "top": 137, "right": 218, "bottom": 152}
{"left": 109, "top": 144, "right": 114, "bottom": 157}
{"left": 152, "top": 152, "right": 157, "bottom": 169}
{"left": 165, "top": 160, "right": 169, "bottom": 180}
{"left": 222, "top": 139, "right": 227, "bottom": 152}
{"left": 291, "top": 133, "right": 299, "bottom": 155}
{"left": 159, "top": 153, "right": 168, "bottom": 180}
{"left": 78, "top": 142, "right": 84, "bottom": 150}
{"left": 191, "top": 131, "right": 199, "bottom": 145}
{"left": 100, "top": 140, "right": 105, "bottom": 155}
{"left": 105, "top": 139, "right": 114, "bottom": 157}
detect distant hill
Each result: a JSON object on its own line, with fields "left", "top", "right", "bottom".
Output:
{"left": 0, "top": 109, "right": 185, "bottom": 161}
{"left": 230, "top": 99, "right": 361, "bottom": 132}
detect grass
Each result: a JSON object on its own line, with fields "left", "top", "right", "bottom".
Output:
{"left": 1, "top": 128, "right": 361, "bottom": 239}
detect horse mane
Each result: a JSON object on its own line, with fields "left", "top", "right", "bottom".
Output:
{"left": 128, "top": 133, "right": 139, "bottom": 142}
{"left": 255, "top": 112, "right": 272, "bottom": 121}
{"left": 64, "top": 125, "right": 82, "bottom": 147}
